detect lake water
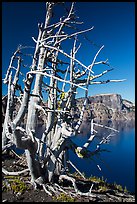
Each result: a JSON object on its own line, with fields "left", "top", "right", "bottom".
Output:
{"left": 69, "top": 120, "right": 135, "bottom": 193}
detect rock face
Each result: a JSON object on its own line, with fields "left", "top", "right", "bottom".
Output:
{"left": 2, "top": 93, "right": 135, "bottom": 127}
{"left": 76, "top": 93, "right": 135, "bottom": 122}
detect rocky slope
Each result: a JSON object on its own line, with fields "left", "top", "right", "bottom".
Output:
{"left": 2, "top": 93, "right": 135, "bottom": 126}
{"left": 2, "top": 152, "right": 135, "bottom": 202}
{"left": 76, "top": 93, "right": 135, "bottom": 122}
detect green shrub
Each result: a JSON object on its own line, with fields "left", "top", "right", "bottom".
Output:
{"left": 98, "top": 185, "right": 108, "bottom": 192}
{"left": 53, "top": 193, "right": 75, "bottom": 202}
{"left": 113, "top": 182, "right": 123, "bottom": 191}
{"left": 2, "top": 176, "right": 29, "bottom": 194}
{"left": 88, "top": 175, "right": 105, "bottom": 183}
{"left": 124, "top": 186, "right": 128, "bottom": 193}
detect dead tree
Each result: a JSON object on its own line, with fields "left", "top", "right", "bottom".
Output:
{"left": 2, "top": 2, "right": 125, "bottom": 197}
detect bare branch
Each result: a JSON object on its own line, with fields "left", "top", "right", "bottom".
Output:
{"left": 91, "top": 68, "right": 113, "bottom": 80}
{"left": 94, "top": 58, "right": 109, "bottom": 65}
{"left": 90, "top": 79, "right": 126, "bottom": 85}
{"left": 67, "top": 160, "right": 86, "bottom": 179}
{"left": 3, "top": 49, "right": 20, "bottom": 84}
{"left": 2, "top": 167, "right": 29, "bottom": 176}
{"left": 27, "top": 70, "right": 88, "bottom": 91}
{"left": 2, "top": 143, "right": 14, "bottom": 152}
{"left": 87, "top": 45, "right": 104, "bottom": 72}
{"left": 41, "top": 44, "right": 94, "bottom": 74}
{"left": 59, "top": 174, "right": 95, "bottom": 197}
{"left": 57, "top": 26, "right": 94, "bottom": 44}
{"left": 42, "top": 184, "right": 53, "bottom": 196}
{"left": 93, "top": 122, "right": 119, "bottom": 132}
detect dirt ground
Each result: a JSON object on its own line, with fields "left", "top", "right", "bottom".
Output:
{"left": 2, "top": 189, "right": 54, "bottom": 202}
{"left": 2, "top": 151, "right": 135, "bottom": 202}
{"left": 2, "top": 152, "right": 89, "bottom": 202}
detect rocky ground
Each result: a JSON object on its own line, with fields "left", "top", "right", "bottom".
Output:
{"left": 2, "top": 151, "right": 135, "bottom": 202}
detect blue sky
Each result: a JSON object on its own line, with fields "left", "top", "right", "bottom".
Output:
{"left": 2, "top": 2, "right": 135, "bottom": 103}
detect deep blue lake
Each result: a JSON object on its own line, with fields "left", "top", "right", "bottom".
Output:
{"left": 69, "top": 120, "right": 135, "bottom": 193}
